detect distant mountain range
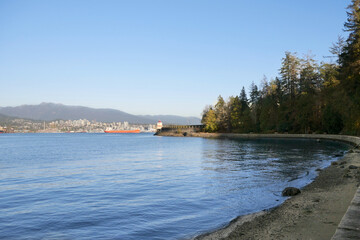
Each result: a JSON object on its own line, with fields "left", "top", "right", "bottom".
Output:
{"left": 0, "top": 113, "right": 18, "bottom": 123}
{"left": 0, "top": 103, "right": 201, "bottom": 125}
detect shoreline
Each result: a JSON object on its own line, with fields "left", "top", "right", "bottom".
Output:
{"left": 157, "top": 132, "right": 360, "bottom": 147}
{"left": 157, "top": 132, "right": 360, "bottom": 239}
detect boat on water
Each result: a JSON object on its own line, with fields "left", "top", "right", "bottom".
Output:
{"left": 104, "top": 129, "right": 140, "bottom": 133}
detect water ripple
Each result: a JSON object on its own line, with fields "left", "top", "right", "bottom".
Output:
{"left": 0, "top": 133, "right": 349, "bottom": 239}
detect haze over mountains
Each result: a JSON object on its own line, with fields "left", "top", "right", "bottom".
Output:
{"left": 0, "top": 103, "right": 201, "bottom": 125}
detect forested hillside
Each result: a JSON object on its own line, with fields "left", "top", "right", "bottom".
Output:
{"left": 202, "top": 0, "right": 360, "bottom": 135}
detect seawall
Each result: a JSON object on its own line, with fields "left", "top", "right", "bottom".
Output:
{"left": 158, "top": 131, "right": 360, "bottom": 147}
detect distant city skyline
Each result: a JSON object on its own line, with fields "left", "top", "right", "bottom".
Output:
{"left": 0, "top": 0, "right": 349, "bottom": 117}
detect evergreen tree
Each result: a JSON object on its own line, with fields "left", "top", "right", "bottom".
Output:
{"left": 330, "top": 36, "right": 346, "bottom": 64}
{"left": 229, "top": 96, "right": 242, "bottom": 131}
{"left": 322, "top": 105, "right": 343, "bottom": 134}
{"left": 249, "top": 82, "right": 259, "bottom": 105}
{"left": 249, "top": 82, "right": 260, "bottom": 131}
{"left": 338, "top": 0, "right": 360, "bottom": 134}
{"left": 259, "top": 94, "right": 279, "bottom": 132}
{"left": 260, "top": 75, "right": 270, "bottom": 97}
{"left": 339, "top": 0, "right": 360, "bottom": 93}
{"left": 214, "top": 95, "right": 229, "bottom": 132}
{"left": 299, "top": 54, "right": 320, "bottom": 94}
{"left": 239, "top": 87, "right": 253, "bottom": 132}
{"left": 239, "top": 87, "right": 248, "bottom": 109}
{"left": 274, "top": 77, "right": 283, "bottom": 105}
{"left": 320, "top": 63, "right": 340, "bottom": 88}
{"left": 280, "top": 52, "right": 300, "bottom": 101}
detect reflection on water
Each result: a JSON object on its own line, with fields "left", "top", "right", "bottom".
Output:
{"left": 198, "top": 137, "right": 349, "bottom": 225}
{"left": 203, "top": 138, "right": 338, "bottom": 182}
{"left": 0, "top": 134, "right": 349, "bottom": 240}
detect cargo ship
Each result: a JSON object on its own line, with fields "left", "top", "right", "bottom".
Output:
{"left": 104, "top": 129, "right": 140, "bottom": 133}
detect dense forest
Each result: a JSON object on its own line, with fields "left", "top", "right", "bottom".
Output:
{"left": 202, "top": 0, "right": 360, "bottom": 136}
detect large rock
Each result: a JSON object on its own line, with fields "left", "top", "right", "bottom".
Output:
{"left": 282, "top": 187, "right": 301, "bottom": 196}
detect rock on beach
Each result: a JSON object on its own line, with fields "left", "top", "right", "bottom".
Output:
{"left": 282, "top": 187, "right": 301, "bottom": 196}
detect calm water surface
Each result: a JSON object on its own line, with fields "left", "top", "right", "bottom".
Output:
{"left": 0, "top": 133, "right": 349, "bottom": 239}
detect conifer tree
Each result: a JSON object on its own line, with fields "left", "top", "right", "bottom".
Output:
{"left": 249, "top": 82, "right": 259, "bottom": 105}
{"left": 330, "top": 36, "right": 346, "bottom": 64}
{"left": 339, "top": 0, "right": 360, "bottom": 92}
{"left": 239, "top": 87, "right": 248, "bottom": 109}
{"left": 214, "top": 95, "right": 229, "bottom": 131}
{"left": 280, "top": 52, "right": 300, "bottom": 101}
{"left": 299, "top": 54, "right": 320, "bottom": 94}
{"left": 229, "top": 96, "right": 242, "bottom": 131}
{"left": 249, "top": 82, "right": 260, "bottom": 131}
{"left": 338, "top": 0, "right": 360, "bottom": 134}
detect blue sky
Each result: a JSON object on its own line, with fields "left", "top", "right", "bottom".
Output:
{"left": 0, "top": 0, "right": 349, "bottom": 117}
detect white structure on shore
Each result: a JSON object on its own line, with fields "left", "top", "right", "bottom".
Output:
{"left": 156, "top": 121, "right": 163, "bottom": 130}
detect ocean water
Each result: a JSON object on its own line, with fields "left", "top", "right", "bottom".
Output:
{"left": 0, "top": 133, "right": 349, "bottom": 240}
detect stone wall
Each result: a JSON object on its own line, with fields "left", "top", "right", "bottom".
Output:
{"left": 187, "top": 133, "right": 360, "bottom": 147}
{"left": 157, "top": 125, "right": 204, "bottom": 135}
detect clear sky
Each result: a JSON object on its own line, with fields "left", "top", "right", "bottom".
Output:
{"left": 0, "top": 0, "right": 349, "bottom": 117}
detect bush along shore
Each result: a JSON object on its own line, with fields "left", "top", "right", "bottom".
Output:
{"left": 159, "top": 132, "right": 360, "bottom": 240}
